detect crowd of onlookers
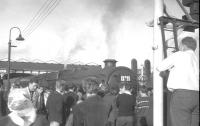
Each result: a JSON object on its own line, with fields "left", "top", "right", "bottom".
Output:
{"left": 0, "top": 77, "right": 153, "bottom": 126}
{"left": 0, "top": 36, "right": 198, "bottom": 126}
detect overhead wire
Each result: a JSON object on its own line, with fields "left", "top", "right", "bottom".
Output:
{"left": 23, "top": 0, "right": 61, "bottom": 37}
{"left": 25, "top": 0, "right": 61, "bottom": 37}
{"left": 22, "top": 0, "right": 53, "bottom": 35}
{"left": 23, "top": 0, "right": 61, "bottom": 38}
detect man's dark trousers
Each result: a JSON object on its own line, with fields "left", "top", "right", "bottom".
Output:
{"left": 170, "top": 89, "right": 199, "bottom": 126}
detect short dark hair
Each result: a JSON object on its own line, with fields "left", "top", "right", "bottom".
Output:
{"left": 181, "top": 37, "right": 197, "bottom": 51}
{"left": 29, "top": 77, "right": 39, "bottom": 84}
{"left": 82, "top": 78, "right": 99, "bottom": 94}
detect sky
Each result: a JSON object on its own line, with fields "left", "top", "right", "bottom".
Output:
{"left": 0, "top": 0, "right": 199, "bottom": 68}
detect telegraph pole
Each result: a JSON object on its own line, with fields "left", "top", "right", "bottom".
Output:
{"left": 153, "top": 0, "right": 164, "bottom": 126}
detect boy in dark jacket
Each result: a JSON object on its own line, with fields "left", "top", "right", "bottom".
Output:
{"left": 116, "top": 83, "right": 136, "bottom": 126}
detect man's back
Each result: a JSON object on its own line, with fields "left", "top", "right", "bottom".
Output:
{"left": 116, "top": 93, "right": 136, "bottom": 116}
{"left": 73, "top": 95, "right": 110, "bottom": 126}
{"left": 64, "top": 91, "right": 78, "bottom": 109}
{"left": 103, "top": 93, "right": 118, "bottom": 124}
{"left": 160, "top": 50, "right": 199, "bottom": 91}
{"left": 63, "top": 91, "right": 78, "bottom": 124}
{"left": 46, "top": 91, "right": 64, "bottom": 125}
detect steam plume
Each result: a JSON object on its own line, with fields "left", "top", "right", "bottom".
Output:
{"left": 101, "top": 0, "right": 132, "bottom": 58}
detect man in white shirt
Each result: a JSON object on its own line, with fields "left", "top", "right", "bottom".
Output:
{"left": 0, "top": 88, "right": 36, "bottom": 126}
{"left": 157, "top": 37, "right": 199, "bottom": 126}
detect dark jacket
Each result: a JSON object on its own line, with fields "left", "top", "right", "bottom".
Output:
{"left": 73, "top": 95, "right": 110, "bottom": 126}
{"left": 46, "top": 91, "right": 64, "bottom": 124}
{"left": 63, "top": 91, "right": 78, "bottom": 115}
{"left": 36, "top": 92, "right": 47, "bottom": 114}
{"left": 116, "top": 93, "right": 136, "bottom": 116}
{"left": 103, "top": 93, "right": 118, "bottom": 122}
{"left": 63, "top": 91, "right": 78, "bottom": 125}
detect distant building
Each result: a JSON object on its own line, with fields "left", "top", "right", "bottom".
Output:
{"left": 65, "top": 64, "right": 102, "bottom": 71}
{"left": 0, "top": 61, "right": 64, "bottom": 78}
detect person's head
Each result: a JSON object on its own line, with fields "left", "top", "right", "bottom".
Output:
{"left": 147, "top": 87, "right": 153, "bottom": 96}
{"left": 28, "top": 79, "right": 39, "bottom": 92}
{"left": 67, "top": 84, "right": 76, "bottom": 92}
{"left": 82, "top": 78, "right": 100, "bottom": 96}
{"left": 140, "top": 85, "right": 147, "bottom": 93}
{"left": 109, "top": 87, "right": 118, "bottom": 95}
{"left": 36, "top": 86, "right": 44, "bottom": 94}
{"left": 100, "top": 81, "right": 110, "bottom": 92}
{"left": 13, "top": 79, "right": 21, "bottom": 89}
{"left": 179, "top": 37, "right": 197, "bottom": 51}
{"left": 77, "top": 91, "right": 83, "bottom": 100}
{"left": 55, "top": 80, "right": 65, "bottom": 93}
{"left": 8, "top": 88, "right": 36, "bottom": 125}
{"left": 119, "top": 83, "right": 132, "bottom": 92}
{"left": 10, "top": 83, "right": 19, "bottom": 90}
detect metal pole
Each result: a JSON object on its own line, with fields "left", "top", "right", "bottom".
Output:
{"left": 160, "top": 19, "right": 167, "bottom": 58}
{"left": 7, "top": 27, "right": 23, "bottom": 91}
{"left": 7, "top": 27, "right": 13, "bottom": 91}
{"left": 172, "top": 22, "right": 179, "bottom": 51}
{"left": 153, "top": 0, "right": 164, "bottom": 126}
{"left": 7, "top": 40, "right": 11, "bottom": 91}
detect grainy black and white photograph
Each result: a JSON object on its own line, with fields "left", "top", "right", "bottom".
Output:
{"left": 0, "top": 0, "right": 199, "bottom": 126}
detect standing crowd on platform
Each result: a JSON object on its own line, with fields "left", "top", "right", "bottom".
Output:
{"left": 0, "top": 76, "right": 144, "bottom": 126}
{"left": 0, "top": 36, "right": 198, "bottom": 126}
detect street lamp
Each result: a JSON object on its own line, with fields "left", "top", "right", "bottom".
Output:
{"left": 7, "top": 27, "right": 24, "bottom": 90}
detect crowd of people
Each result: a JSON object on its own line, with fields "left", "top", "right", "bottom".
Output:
{"left": 0, "top": 76, "right": 146, "bottom": 126}
{"left": 0, "top": 36, "right": 198, "bottom": 126}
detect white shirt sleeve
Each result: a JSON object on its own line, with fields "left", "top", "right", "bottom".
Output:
{"left": 156, "top": 52, "right": 180, "bottom": 72}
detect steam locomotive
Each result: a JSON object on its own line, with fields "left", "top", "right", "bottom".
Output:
{"left": 38, "top": 59, "right": 139, "bottom": 92}
{"left": 1, "top": 58, "right": 140, "bottom": 92}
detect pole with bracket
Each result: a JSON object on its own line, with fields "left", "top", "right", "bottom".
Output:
{"left": 153, "top": 0, "right": 164, "bottom": 126}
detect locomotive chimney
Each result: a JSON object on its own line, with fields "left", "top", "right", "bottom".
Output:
{"left": 103, "top": 59, "right": 117, "bottom": 69}
{"left": 131, "top": 58, "right": 138, "bottom": 74}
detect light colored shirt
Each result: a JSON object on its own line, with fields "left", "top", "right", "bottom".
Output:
{"left": 157, "top": 50, "right": 199, "bottom": 91}
{"left": 44, "top": 90, "right": 50, "bottom": 106}
{"left": 119, "top": 88, "right": 132, "bottom": 95}
{"left": 21, "top": 87, "right": 38, "bottom": 108}
{"left": 9, "top": 112, "right": 25, "bottom": 126}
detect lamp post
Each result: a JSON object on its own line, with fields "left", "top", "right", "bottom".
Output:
{"left": 7, "top": 27, "right": 24, "bottom": 90}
